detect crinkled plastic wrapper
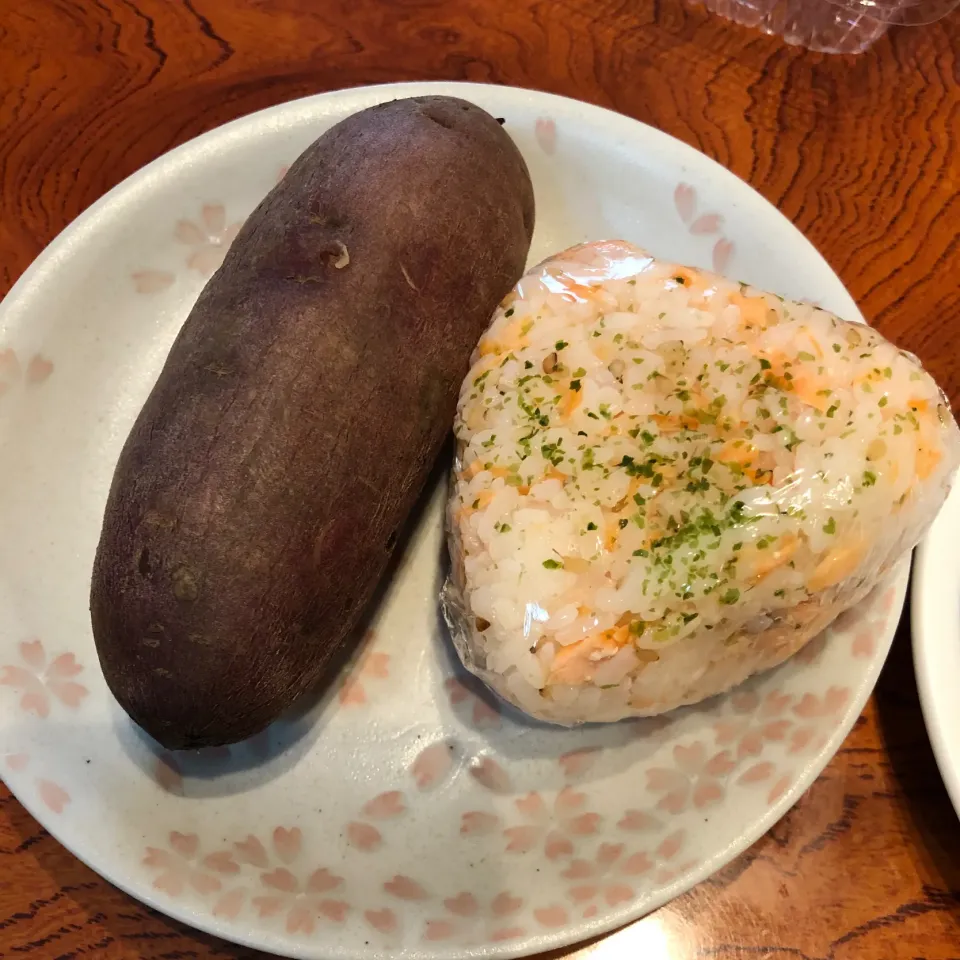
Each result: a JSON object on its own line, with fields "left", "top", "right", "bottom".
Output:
{"left": 441, "top": 240, "right": 960, "bottom": 726}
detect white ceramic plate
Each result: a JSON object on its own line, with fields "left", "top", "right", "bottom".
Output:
{"left": 0, "top": 81, "right": 905, "bottom": 959}
{"left": 913, "top": 482, "right": 960, "bottom": 819}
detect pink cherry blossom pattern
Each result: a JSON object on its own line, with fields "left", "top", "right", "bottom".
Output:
{"left": 37, "top": 779, "right": 70, "bottom": 814}
{"left": 424, "top": 919, "right": 457, "bottom": 941}
{"left": 737, "top": 761, "right": 777, "bottom": 786}
{"left": 619, "top": 850, "right": 654, "bottom": 877}
{"left": 144, "top": 827, "right": 353, "bottom": 935}
{"left": 533, "top": 904, "right": 569, "bottom": 928}
{"left": 0, "top": 349, "right": 54, "bottom": 397}
{"left": 558, "top": 747, "right": 600, "bottom": 780}
{"left": 500, "top": 786, "right": 603, "bottom": 859}
{"left": 383, "top": 875, "right": 428, "bottom": 901}
{"left": 535, "top": 117, "right": 557, "bottom": 155}
{"left": 712, "top": 688, "right": 796, "bottom": 761}
{"left": 154, "top": 752, "right": 184, "bottom": 795}
{"left": 793, "top": 686, "right": 850, "bottom": 720}
{"left": 411, "top": 740, "right": 457, "bottom": 791}
{"left": 793, "top": 633, "right": 828, "bottom": 665}
{"left": 444, "top": 676, "right": 502, "bottom": 729}
{"left": 346, "top": 822, "right": 383, "bottom": 852}
{"left": 143, "top": 832, "right": 222, "bottom": 898}
{"left": 132, "top": 270, "right": 175, "bottom": 294}
{"left": 492, "top": 891, "right": 524, "bottom": 917}
{"left": 338, "top": 639, "right": 390, "bottom": 707}
{"left": 460, "top": 810, "right": 501, "bottom": 836}
{"left": 365, "top": 907, "right": 399, "bottom": 934}
{"left": 674, "top": 183, "right": 696, "bottom": 224}
{"left": 767, "top": 773, "right": 793, "bottom": 805}
{"left": 272, "top": 827, "right": 301, "bottom": 864}
{"left": 712, "top": 238, "right": 735, "bottom": 274}
{"left": 469, "top": 755, "right": 511, "bottom": 793}
{"left": 651, "top": 830, "right": 692, "bottom": 883}
{"left": 211, "top": 887, "right": 247, "bottom": 920}
{"left": 174, "top": 203, "right": 243, "bottom": 276}
{"left": 556, "top": 840, "right": 643, "bottom": 913}
{"left": 851, "top": 627, "right": 877, "bottom": 658}
{"left": 420, "top": 889, "right": 523, "bottom": 945}
{"left": 25, "top": 354, "right": 53, "bottom": 384}
{"left": 0, "top": 639, "right": 88, "bottom": 718}
{"left": 673, "top": 183, "right": 734, "bottom": 272}
{"left": 4, "top": 753, "right": 29, "bottom": 772}
{"left": 444, "top": 892, "right": 479, "bottom": 917}
{"left": 690, "top": 213, "right": 724, "bottom": 235}
{"left": 617, "top": 809, "right": 662, "bottom": 833}
{"left": 232, "top": 828, "right": 348, "bottom": 934}
{"left": 0, "top": 348, "right": 21, "bottom": 393}
{"left": 645, "top": 741, "right": 734, "bottom": 814}
{"left": 362, "top": 790, "right": 406, "bottom": 819}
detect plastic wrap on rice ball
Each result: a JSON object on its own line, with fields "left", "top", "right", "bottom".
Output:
{"left": 440, "top": 240, "right": 960, "bottom": 725}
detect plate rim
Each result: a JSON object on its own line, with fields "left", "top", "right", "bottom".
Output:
{"left": 0, "top": 78, "right": 897, "bottom": 959}
{"left": 912, "top": 482, "right": 960, "bottom": 821}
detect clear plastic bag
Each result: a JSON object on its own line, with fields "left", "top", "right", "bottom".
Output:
{"left": 441, "top": 240, "right": 960, "bottom": 725}
{"left": 694, "top": 0, "right": 960, "bottom": 54}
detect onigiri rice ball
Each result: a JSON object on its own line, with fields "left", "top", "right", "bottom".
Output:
{"left": 441, "top": 240, "right": 960, "bottom": 725}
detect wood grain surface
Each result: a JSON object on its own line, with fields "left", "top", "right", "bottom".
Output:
{"left": 2, "top": 1, "right": 960, "bottom": 958}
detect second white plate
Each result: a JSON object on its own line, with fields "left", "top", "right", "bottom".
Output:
{"left": 913, "top": 480, "right": 960, "bottom": 820}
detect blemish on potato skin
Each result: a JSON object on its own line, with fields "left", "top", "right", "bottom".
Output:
{"left": 171, "top": 565, "right": 200, "bottom": 602}
{"left": 142, "top": 510, "right": 175, "bottom": 531}
{"left": 400, "top": 263, "right": 419, "bottom": 292}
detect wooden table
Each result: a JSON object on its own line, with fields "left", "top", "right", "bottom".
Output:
{"left": 2, "top": 2, "right": 960, "bottom": 957}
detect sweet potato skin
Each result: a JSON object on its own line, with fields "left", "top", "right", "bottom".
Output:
{"left": 90, "top": 96, "right": 535, "bottom": 749}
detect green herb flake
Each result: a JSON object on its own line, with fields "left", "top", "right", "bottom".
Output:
{"left": 823, "top": 516, "right": 837, "bottom": 534}
{"left": 542, "top": 559, "right": 563, "bottom": 570}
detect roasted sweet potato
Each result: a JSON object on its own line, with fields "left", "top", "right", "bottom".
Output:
{"left": 90, "top": 95, "right": 535, "bottom": 749}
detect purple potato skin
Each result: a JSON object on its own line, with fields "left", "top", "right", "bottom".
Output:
{"left": 90, "top": 95, "right": 535, "bottom": 749}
